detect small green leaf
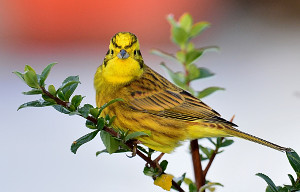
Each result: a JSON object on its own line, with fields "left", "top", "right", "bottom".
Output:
{"left": 199, "top": 145, "right": 213, "bottom": 159}
{"left": 187, "top": 65, "right": 214, "bottom": 82}
{"left": 190, "top": 21, "right": 210, "bottom": 38}
{"left": 160, "top": 160, "right": 168, "bottom": 172}
{"left": 220, "top": 139, "right": 234, "bottom": 148}
{"left": 78, "top": 104, "right": 94, "bottom": 118}
{"left": 13, "top": 71, "right": 25, "bottom": 82}
{"left": 24, "top": 70, "right": 39, "bottom": 89}
{"left": 71, "top": 130, "right": 99, "bottom": 154}
{"left": 57, "top": 90, "right": 65, "bottom": 101}
{"left": 59, "top": 76, "right": 80, "bottom": 101}
{"left": 107, "top": 115, "right": 116, "bottom": 126}
{"left": 186, "top": 50, "right": 203, "bottom": 65}
{"left": 100, "top": 131, "right": 120, "bottom": 154}
{"left": 71, "top": 95, "right": 83, "bottom": 109}
{"left": 161, "top": 63, "right": 186, "bottom": 89}
{"left": 286, "top": 150, "right": 300, "bottom": 177}
{"left": 86, "top": 120, "right": 96, "bottom": 129}
{"left": 97, "top": 117, "right": 105, "bottom": 130}
{"left": 143, "top": 166, "right": 159, "bottom": 177}
{"left": 199, "top": 182, "right": 224, "bottom": 192}
{"left": 52, "top": 105, "right": 70, "bottom": 114}
{"left": 124, "top": 131, "right": 150, "bottom": 142}
{"left": 48, "top": 85, "right": 56, "bottom": 96}
{"left": 176, "top": 51, "right": 186, "bottom": 64}
{"left": 89, "top": 108, "right": 99, "bottom": 118}
{"left": 22, "top": 89, "right": 42, "bottom": 95}
{"left": 256, "top": 173, "right": 278, "bottom": 192}
{"left": 150, "top": 49, "right": 177, "bottom": 63}
{"left": 171, "top": 26, "right": 189, "bottom": 47}
{"left": 17, "top": 99, "right": 53, "bottom": 110}
{"left": 39, "top": 63, "right": 56, "bottom": 86}
{"left": 189, "top": 183, "right": 197, "bottom": 192}
{"left": 179, "top": 13, "right": 193, "bottom": 32}
{"left": 42, "top": 95, "right": 56, "bottom": 103}
{"left": 24, "top": 65, "right": 36, "bottom": 73}
{"left": 197, "top": 87, "right": 225, "bottom": 99}
{"left": 287, "top": 174, "right": 295, "bottom": 186}
{"left": 98, "top": 98, "right": 123, "bottom": 115}
{"left": 96, "top": 148, "right": 129, "bottom": 156}
{"left": 172, "top": 173, "right": 186, "bottom": 189}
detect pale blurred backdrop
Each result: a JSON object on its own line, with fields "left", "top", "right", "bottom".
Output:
{"left": 1, "top": 0, "right": 300, "bottom": 191}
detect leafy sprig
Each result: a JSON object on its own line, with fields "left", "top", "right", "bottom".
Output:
{"left": 14, "top": 63, "right": 184, "bottom": 192}
{"left": 152, "top": 13, "right": 231, "bottom": 191}
{"left": 257, "top": 151, "right": 300, "bottom": 192}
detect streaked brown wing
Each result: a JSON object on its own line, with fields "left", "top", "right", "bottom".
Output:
{"left": 127, "top": 66, "right": 221, "bottom": 121}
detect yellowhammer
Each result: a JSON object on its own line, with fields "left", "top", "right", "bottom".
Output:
{"left": 94, "top": 32, "right": 289, "bottom": 153}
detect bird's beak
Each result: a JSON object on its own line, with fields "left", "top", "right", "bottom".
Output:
{"left": 117, "top": 49, "right": 130, "bottom": 59}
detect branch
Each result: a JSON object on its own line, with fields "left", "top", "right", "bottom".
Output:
{"left": 190, "top": 139, "right": 205, "bottom": 190}
{"left": 203, "top": 137, "right": 223, "bottom": 177}
{"left": 40, "top": 87, "right": 185, "bottom": 192}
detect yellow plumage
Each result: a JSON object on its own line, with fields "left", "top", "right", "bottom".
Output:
{"left": 94, "top": 32, "right": 289, "bottom": 153}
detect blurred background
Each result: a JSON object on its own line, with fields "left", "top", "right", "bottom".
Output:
{"left": 1, "top": 0, "right": 300, "bottom": 191}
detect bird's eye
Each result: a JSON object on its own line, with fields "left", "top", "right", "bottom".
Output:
{"left": 134, "top": 50, "right": 137, "bottom": 55}
{"left": 111, "top": 49, "right": 114, "bottom": 54}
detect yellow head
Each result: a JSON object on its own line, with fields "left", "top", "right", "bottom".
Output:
{"left": 97, "top": 32, "right": 144, "bottom": 85}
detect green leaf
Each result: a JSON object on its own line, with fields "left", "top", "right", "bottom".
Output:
{"left": 24, "top": 70, "right": 39, "bottom": 89}
{"left": 256, "top": 173, "right": 278, "bottom": 192}
{"left": 107, "top": 115, "right": 116, "bottom": 126}
{"left": 287, "top": 150, "right": 300, "bottom": 177}
{"left": 39, "top": 63, "right": 56, "bottom": 86}
{"left": 197, "top": 86, "right": 225, "bottom": 99}
{"left": 96, "top": 148, "right": 129, "bottom": 156}
{"left": 143, "top": 166, "right": 159, "bottom": 177}
{"left": 17, "top": 99, "right": 53, "bottom": 110}
{"left": 172, "top": 173, "right": 186, "bottom": 188}
{"left": 199, "top": 145, "right": 213, "bottom": 159}
{"left": 97, "top": 117, "right": 105, "bottom": 130}
{"left": 24, "top": 65, "right": 36, "bottom": 73}
{"left": 159, "top": 160, "right": 168, "bottom": 172}
{"left": 57, "top": 90, "right": 65, "bottom": 101}
{"left": 59, "top": 76, "right": 80, "bottom": 101}
{"left": 22, "top": 89, "right": 42, "bottom": 95}
{"left": 78, "top": 104, "right": 94, "bottom": 118}
{"left": 124, "top": 131, "right": 150, "bottom": 142}
{"left": 199, "top": 182, "right": 223, "bottom": 192}
{"left": 98, "top": 98, "right": 123, "bottom": 115}
{"left": 189, "top": 183, "right": 197, "bottom": 192}
{"left": 179, "top": 13, "right": 193, "bottom": 32}
{"left": 207, "top": 138, "right": 217, "bottom": 146}
{"left": 86, "top": 120, "right": 96, "bottom": 129}
{"left": 150, "top": 49, "right": 177, "bottom": 63}
{"left": 89, "top": 108, "right": 99, "bottom": 118}
{"left": 176, "top": 51, "right": 186, "bottom": 64}
{"left": 13, "top": 71, "right": 25, "bottom": 82}
{"left": 190, "top": 21, "right": 210, "bottom": 38}
{"left": 161, "top": 63, "right": 186, "bottom": 89}
{"left": 186, "top": 49, "right": 203, "bottom": 65}
{"left": 171, "top": 26, "right": 189, "bottom": 47}
{"left": 287, "top": 174, "right": 295, "bottom": 186}
{"left": 71, "top": 95, "right": 83, "bottom": 109}
{"left": 100, "top": 131, "right": 120, "bottom": 154}
{"left": 220, "top": 139, "right": 234, "bottom": 148}
{"left": 71, "top": 130, "right": 99, "bottom": 154}
{"left": 52, "top": 105, "right": 70, "bottom": 114}
{"left": 41, "top": 95, "right": 56, "bottom": 103}
{"left": 48, "top": 85, "right": 56, "bottom": 96}
{"left": 187, "top": 65, "right": 214, "bottom": 82}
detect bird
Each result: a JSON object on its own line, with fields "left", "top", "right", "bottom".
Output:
{"left": 94, "top": 32, "right": 290, "bottom": 153}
